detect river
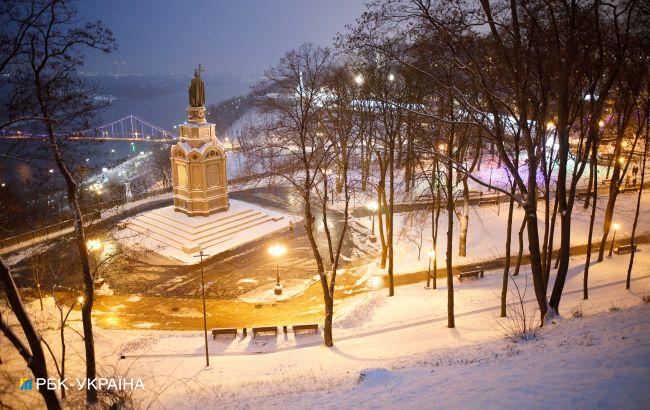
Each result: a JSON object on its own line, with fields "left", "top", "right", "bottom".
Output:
{"left": 0, "top": 73, "right": 254, "bottom": 190}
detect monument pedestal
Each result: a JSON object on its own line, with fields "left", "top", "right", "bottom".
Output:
{"left": 125, "top": 200, "right": 290, "bottom": 263}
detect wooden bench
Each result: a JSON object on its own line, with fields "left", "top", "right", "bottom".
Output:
{"left": 292, "top": 324, "right": 319, "bottom": 334}
{"left": 457, "top": 270, "right": 484, "bottom": 282}
{"left": 461, "top": 190, "right": 482, "bottom": 198}
{"left": 252, "top": 326, "right": 278, "bottom": 338}
{"left": 211, "top": 328, "right": 237, "bottom": 339}
{"left": 615, "top": 244, "right": 637, "bottom": 255}
{"left": 619, "top": 186, "right": 639, "bottom": 194}
{"left": 478, "top": 198, "right": 499, "bottom": 207}
{"left": 601, "top": 179, "right": 612, "bottom": 186}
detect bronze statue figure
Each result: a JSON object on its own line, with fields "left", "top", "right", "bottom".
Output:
{"left": 188, "top": 67, "right": 205, "bottom": 107}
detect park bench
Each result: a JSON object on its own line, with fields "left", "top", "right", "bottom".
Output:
{"left": 619, "top": 186, "right": 639, "bottom": 194}
{"left": 461, "top": 190, "right": 482, "bottom": 197}
{"left": 615, "top": 244, "right": 637, "bottom": 255}
{"left": 457, "top": 269, "right": 484, "bottom": 282}
{"left": 478, "top": 197, "right": 499, "bottom": 207}
{"left": 601, "top": 178, "right": 612, "bottom": 186}
{"left": 252, "top": 326, "right": 278, "bottom": 338}
{"left": 211, "top": 328, "right": 237, "bottom": 339}
{"left": 292, "top": 324, "right": 319, "bottom": 334}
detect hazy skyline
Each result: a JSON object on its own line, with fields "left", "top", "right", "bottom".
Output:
{"left": 78, "top": 0, "right": 367, "bottom": 76}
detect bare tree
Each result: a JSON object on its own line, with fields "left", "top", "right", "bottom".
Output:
{"left": 0, "top": 257, "right": 61, "bottom": 409}
{"left": 7, "top": 1, "right": 115, "bottom": 404}
{"left": 250, "top": 44, "right": 357, "bottom": 346}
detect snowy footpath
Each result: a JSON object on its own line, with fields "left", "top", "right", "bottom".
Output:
{"left": 108, "top": 250, "right": 650, "bottom": 409}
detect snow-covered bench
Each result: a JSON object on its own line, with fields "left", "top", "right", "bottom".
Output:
{"left": 292, "top": 324, "right": 319, "bottom": 334}
{"left": 457, "top": 270, "right": 484, "bottom": 282}
{"left": 211, "top": 328, "right": 237, "bottom": 339}
{"left": 615, "top": 244, "right": 637, "bottom": 255}
{"left": 478, "top": 197, "right": 499, "bottom": 207}
{"left": 619, "top": 186, "right": 639, "bottom": 194}
{"left": 252, "top": 326, "right": 278, "bottom": 338}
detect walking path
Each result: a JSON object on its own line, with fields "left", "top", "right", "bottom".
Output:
{"left": 119, "top": 268, "right": 650, "bottom": 359}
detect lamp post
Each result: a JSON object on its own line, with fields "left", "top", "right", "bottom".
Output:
{"left": 86, "top": 239, "right": 102, "bottom": 253}
{"left": 269, "top": 244, "right": 286, "bottom": 295}
{"left": 426, "top": 249, "right": 436, "bottom": 289}
{"left": 193, "top": 250, "right": 210, "bottom": 368}
{"left": 366, "top": 200, "right": 379, "bottom": 235}
{"left": 608, "top": 223, "right": 620, "bottom": 258}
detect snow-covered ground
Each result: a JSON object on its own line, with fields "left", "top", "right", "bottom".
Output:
{"left": 3, "top": 243, "right": 648, "bottom": 408}
{"left": 349, "top": 190, "right": 650, "bottom": 275}
{"left": 123, "top": 250, "right": 650, "bottom": 408}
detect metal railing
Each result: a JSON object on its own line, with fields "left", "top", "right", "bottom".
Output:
{"left": 0, "top": 186, "right": 173, "bottom": 250}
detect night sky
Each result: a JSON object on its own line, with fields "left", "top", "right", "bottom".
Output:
{"left": 78, "top": 0, "right": 367, "bottom": 76}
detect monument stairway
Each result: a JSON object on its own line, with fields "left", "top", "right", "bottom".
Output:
{"left": 128, "top": 206, "right": 284, "bottom": 254}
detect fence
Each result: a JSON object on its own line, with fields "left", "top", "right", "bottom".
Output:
{"left": 0, "top": 186, "right": 172, "bottom": 250}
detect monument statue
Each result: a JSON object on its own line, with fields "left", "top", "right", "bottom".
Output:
{"left": 188, "top": 66, "right": 205, "bottom": 108}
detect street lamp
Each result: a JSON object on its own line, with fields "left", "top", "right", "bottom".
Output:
{"left": 426, "top": 249, "right": 436, "bottom": 289}
{"left": 193, "top": 250, "right": 210, "bottom": 368}
{"left": 269, "top": 244, "right": 286, "bottom": 295}
{"left": 366, "top": 200, "right": 379, "bottom": 235}
{"left": 354, "top": 74, "right": 364, "bottom": 85}
{"left": 608, "top": 223, "right": 620, "bottom": 258}
{"left": 388, "top": 73, "right": 395, "bottom": 82}
{"left": 86, "top": 239, "right": 102, "bottom": 252}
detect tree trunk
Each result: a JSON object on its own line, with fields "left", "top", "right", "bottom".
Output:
{"left": 459, "top": 178, "right": 470, "bottom": 257}
{"left": 627, "top": 126, "right": 648, "bottom": 289}
{"left": 388, "top": 140, "right": 395, "bottom": 296}
{"left": 597, "top": 145, "right": 623, "bottom": 262}
{"left": 0, "top": 258, "right": 62, "bottom": 410}
{"left": 543, "top": 197, "right": 559, "bottom": 289}
{"left": 446, "top": 137, "right": 455, "bottom": 328}
{"left": 513, "top": 217, "right": 528, "bottom": 277}
{"left": 501, "top": 191, "right": 516, "bottom": 317}
{"left": 323, "top": 293, "right": 334, "bottom": 347}
{"left": 584, "top": 140, "right": 599, "bottom": 300}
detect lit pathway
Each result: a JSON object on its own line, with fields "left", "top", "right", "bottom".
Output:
{"left": 118, "top": 272, "right": 650, "bottom": 359}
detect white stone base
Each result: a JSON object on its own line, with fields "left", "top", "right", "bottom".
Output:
{"left": 119, "top": 199, "right": 294, "bottom": 264}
